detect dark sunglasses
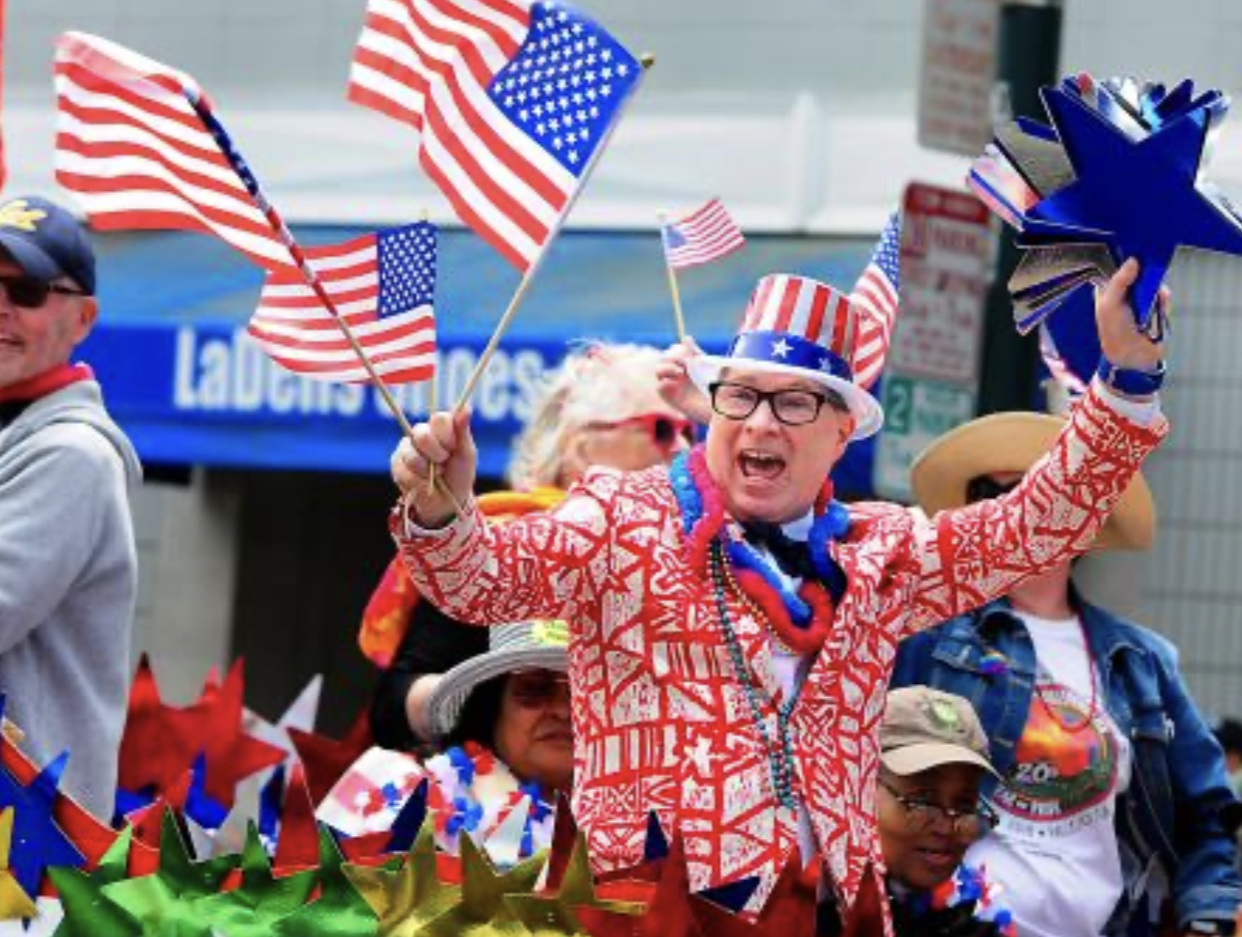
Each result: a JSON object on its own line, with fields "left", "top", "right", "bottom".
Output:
{"left": 965, "top": 475, "right": 1021, "bottom": 504}
{"left": 508, "top": 670, "right": 570, "bottom": 708}
{"left": 586, "top": 413, "right": 696, "bottom": 450}
{"left": 0, "top": 274, "right": 89, "bottom": 310}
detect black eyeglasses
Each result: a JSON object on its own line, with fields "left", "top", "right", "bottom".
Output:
{"left": 964, "top": 475, "right": 1021, "bottom": 504}
{"left": 708, "top": 380, "right": 846, "bottom": 427}
{"left": 0, "top": 275, "right": 89, "bottom": 310}
{"left": 879, "top": 778, "right": 999, "bottom": 838}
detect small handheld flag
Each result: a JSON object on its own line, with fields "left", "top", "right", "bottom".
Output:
{"left": 660, "top": 198, "right": 744, "bottom": 270}
{"left": 849, "top": 211, "right": 902, "bottom": 391}
{"left": 250, "top": 223, "right": 438, "bottom": 385}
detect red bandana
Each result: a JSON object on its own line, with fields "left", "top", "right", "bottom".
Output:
{"left": 0, "top": 362, "right": 93, "bottom": 404}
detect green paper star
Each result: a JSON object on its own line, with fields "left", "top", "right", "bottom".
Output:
{"left": 419, "top": 834, "right": 545, "bottom": 937}
{"left": 271, "top": 825, "right": 378, "bottom": 937}
{"left": 504, "top": 832, "right": 644, "bottom": 937}
{"left": 48, "top": 827, "right": 142, "bottom": 937}
{"left": 99, "top": 812, "right": 238, "bottom": 937}
{"left": 343, "top": 820, "right": 461, "bottom": 936}
{"left": 192, "top": 823, "right": 316, "bottom": 937}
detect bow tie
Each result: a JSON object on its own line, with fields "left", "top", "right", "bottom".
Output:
{"left": 740, "top": 520, "right": 848, "bottom": 604}
{"left": 741, "top": 521, "right": 817, "bottom": 581}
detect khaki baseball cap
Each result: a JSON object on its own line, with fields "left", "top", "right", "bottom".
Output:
{"left": 881, "top": 687, "right": 997, "bottom": 778}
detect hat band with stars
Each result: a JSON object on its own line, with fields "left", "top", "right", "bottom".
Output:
{"left": 725, "top": 331, "right": 854, "bottom": 383}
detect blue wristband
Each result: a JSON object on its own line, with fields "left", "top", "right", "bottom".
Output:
{"left": 1096, "top": 358, "right": 1166, "bottom": 396}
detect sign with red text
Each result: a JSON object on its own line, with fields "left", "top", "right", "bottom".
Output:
{"left": 890, "top": 182, "right": 991, "bottom": 385}
{"left": 918, "top": 0, "right": 999, "bottom": 157}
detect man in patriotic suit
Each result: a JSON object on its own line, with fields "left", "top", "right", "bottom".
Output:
{"left": 389, "top": 259, "right": 1167, "bottom": 928}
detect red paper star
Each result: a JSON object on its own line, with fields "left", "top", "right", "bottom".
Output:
{"left": 689, "top": 854, "right": 820, "bottom": 937}
{"left": 286, "top": 709, "right": 372, "bottom": 806}
{"left": 118, "top": 657, "right": 286, "bottom": 810}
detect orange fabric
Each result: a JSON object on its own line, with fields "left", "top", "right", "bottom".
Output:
{"left": 358, "top": 487, "right": 565, "bottom": 666}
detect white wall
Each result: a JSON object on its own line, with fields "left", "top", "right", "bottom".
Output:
{"left": 11, "top": 0, "right": 1242, "bottom": 233}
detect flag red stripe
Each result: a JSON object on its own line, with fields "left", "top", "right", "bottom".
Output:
{"left": 347, "top": 80, "right": 423, "bottom": 131}
{"left": 253, "top": 339, "right": 438, "bottom": 373}
{"left": 54, "top": 159, "right": 283, "bottom": 244}
{"left": 431, "top": 57, "right": 565, "bottom": 211}
{"left": 55, "top": 131, "right": 263, "bottom": 216}
{"left": 56, "top": 60, "right": 214, "bottom": 141}
{"left": 250, "top": 316, "right": 435, "bottom": 353}
{"left": 419, "top": 149, "right": 530, "bottom": 270}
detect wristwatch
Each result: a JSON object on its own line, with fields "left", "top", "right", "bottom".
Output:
{"left": 1096, "top": 357, "right": 1166, "bottom": 396}
{"left": 1187, "top": 919, "right": 1237, "bottom": 936}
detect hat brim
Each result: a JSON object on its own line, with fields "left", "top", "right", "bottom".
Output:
{"left": 882, "top": 742, "right": 999, "bottom": 778}
{"left": 0, "top": 233, "right": 64, "bottom": 283}
{"left": 685, "top": 355, "right": 884, "bottom": 440}
{"left": 910, "top": 412, "right": 1154, "bottom": 552}
{"left": 428, "top": 645, "right": 568, "bottom": 739}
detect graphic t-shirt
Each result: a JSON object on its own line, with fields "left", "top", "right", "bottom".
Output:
{"left": 967, "top": 611, "right": 1132, "bottom": 937}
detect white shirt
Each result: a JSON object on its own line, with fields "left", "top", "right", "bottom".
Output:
{"left": 967, "top": 610, "right": 1132, "bottom": 937}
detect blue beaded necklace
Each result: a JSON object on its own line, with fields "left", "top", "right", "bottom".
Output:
{"left": 709, "top": 542, "right": 801, "bottom": 808}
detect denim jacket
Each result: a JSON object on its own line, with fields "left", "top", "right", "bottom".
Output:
{"left": 890, "top": 594, "right": 1242, "bottom": 935}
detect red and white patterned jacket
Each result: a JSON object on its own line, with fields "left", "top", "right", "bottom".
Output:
{"left": 394, "top": 388, "right": 1165, "bottom": 917}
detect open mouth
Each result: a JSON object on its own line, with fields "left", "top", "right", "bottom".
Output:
{"left": 916, "top": 845, "right": 962, "bottom": 873}
{"left": 738, "top": 449, "right": 786, "bottom": 480}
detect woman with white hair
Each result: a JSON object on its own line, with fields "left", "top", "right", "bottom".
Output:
{"left": 362, "top": 341, "right": 694, "bottom": 750}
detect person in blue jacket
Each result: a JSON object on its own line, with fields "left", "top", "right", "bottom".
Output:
{"left": 891, "top": 411, "right": 1242, "bottom": 937}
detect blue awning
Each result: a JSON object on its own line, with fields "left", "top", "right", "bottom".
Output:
{"left": 79, "top": 226, "right": 881, "bottom": 492}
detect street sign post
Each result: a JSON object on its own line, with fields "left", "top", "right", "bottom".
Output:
{"left": 872, "top": 182, "right": 991, "bottom": 500}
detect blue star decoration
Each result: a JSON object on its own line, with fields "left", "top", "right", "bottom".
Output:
{"left": 1017, "top": 78, "right": 1242, "bottom": 328}
{"left": 0, "top": 746, "right": 86, "bottom": 900}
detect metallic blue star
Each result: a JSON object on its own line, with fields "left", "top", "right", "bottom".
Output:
{"left": 1023, "top": 85, "right": 1242, "bottom": 327}
{"left": 0, "top": 739, "right": 86, "bottom": 899}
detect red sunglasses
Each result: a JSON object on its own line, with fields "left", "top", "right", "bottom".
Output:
{"left": 586, "top": 413, "right": 696, "bottom": 450}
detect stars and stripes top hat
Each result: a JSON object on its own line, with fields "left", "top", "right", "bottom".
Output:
{"left": 686, "top": 274, "right": 884, "bottom": 439}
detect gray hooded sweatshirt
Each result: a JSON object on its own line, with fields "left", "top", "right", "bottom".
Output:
{"left": 0, "top": 379, "right": 141, "bottom": 819}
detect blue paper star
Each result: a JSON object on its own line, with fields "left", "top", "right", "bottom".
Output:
{"left": 1023, "top": 85, "right": 1242, "bottom": 327}
{"left": 0, "top": 750, "right": 86, "bottom": 900}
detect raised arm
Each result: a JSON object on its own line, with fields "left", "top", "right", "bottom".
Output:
{"left": 893, "top": 260, "right": 1169, "bottom": 635}
{"left": 389, "top": 408, "right": 613, "bottom": 630}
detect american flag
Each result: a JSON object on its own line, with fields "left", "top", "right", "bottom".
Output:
{"left": 850, "top": 211, "right": 902, "bottom": 391}
{"left": 349, "top": 0, "right": 641, "bottom": 272}
{"left": 248, "top": 222, "right": 438, "bottom": 384}
{"left": 661, "top": 198, "right": 744, "bottom": 269}
{"left": 53, "top": 32, "right": 292, "bottom": 271}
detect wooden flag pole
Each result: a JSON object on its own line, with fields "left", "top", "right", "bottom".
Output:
{"left": 188, "top": 92, "right": 463, "bottom": 514}
{"left": 657, "top": 210, "right": 688, "bottom": 343}
{"left": 453, "top": 53, "right": 657, "bottom": 413}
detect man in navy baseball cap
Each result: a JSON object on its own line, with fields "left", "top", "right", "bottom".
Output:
{"left": 0, "top": 193, "right": 141, "bottom": 819}
{"left": 0, "top": 195, "right": 96, "bottom": 295}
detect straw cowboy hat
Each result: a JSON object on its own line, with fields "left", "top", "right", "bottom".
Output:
{"left": 910, "top": 411, "right": 1154, "bottom": 551}
{"left": 426, "top": 620, "right": 569, "bottom": 739}
{"left": 686, "top": 274, "right": 884, "bottom": 440}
